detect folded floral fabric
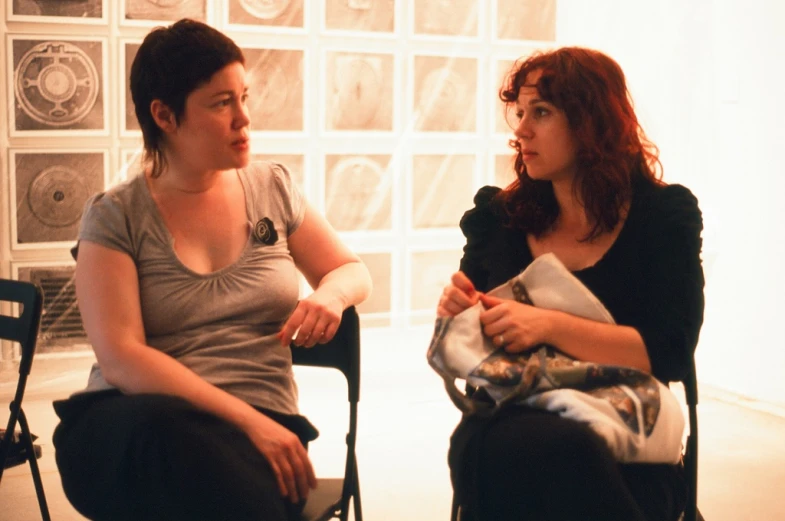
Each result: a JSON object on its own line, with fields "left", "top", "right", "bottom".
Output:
{"left": 427, "top": 253, "right": 685, "bottom": 463}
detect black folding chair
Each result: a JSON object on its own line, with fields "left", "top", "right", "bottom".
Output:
{"left": 681, "top": 357, "right": 704, "bottom": 521}
{"left": 0, "top": 279, "right": 51, "bottom": 521}
{"left": 449, "top": 357, "right": 705, "bottom": 521}
{"left": 292, "top": 306, "right": 362, "bottom": 521}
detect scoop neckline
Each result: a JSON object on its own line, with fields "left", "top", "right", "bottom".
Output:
{"left": 520, "top": 198, "right": 636, "bottom": 275}
{"left": 138, "top": 168, "right": 255, "bottom": 279}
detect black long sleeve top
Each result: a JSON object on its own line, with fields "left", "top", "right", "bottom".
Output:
{"left": 457, "top": 180, "right": 705, "bottom": 384}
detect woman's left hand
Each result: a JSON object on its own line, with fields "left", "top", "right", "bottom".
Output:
{"left": 278, "top": 292, "right": 343, "bottom": 348}
{"left": 478, "top": 294, "right": 558, "bottom": 353}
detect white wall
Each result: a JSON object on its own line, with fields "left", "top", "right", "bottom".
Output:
{"left": 558, "top": 0, "right": 785, "bottom": 406}
{"left": 701, "top": 0, "right": 785, "bottom": 406}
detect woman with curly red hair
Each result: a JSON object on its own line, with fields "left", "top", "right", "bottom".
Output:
{"left": 437, "top": 47, "right": 704, "bottom": 520}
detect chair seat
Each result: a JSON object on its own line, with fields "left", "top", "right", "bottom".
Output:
{"left": 299, "top": 478, "right": 344, "bottom": 521}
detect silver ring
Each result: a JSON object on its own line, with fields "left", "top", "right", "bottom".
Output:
{"left": 495, "top": 334, "right": 504, "bottom": 346}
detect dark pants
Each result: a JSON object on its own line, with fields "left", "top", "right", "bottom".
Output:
{"left": 449, "top": 406, "right": 687, "bottom": 521}
{"left": 52, "top": 391, "right": 316, "bottom": 521}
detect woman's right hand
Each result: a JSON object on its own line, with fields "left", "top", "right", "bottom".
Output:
{"left": 437, "top": 271, "right": 482, "bottom": 317}
{"left": 243, "top": 413, "right": 317, "bottom": 504}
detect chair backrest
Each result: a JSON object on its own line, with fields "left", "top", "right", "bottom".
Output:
{"left": 1, "top": 279, "right": 44, "bottom": 478}
{"left": 290, "top": 306, "right": 360, "bottom": 404}
{"left": 0, "top": 279, "right": 44, "bottom": 378}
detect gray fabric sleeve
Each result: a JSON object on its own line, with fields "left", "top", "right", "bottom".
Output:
{"left": 269, "top": 162, "right": 305, "bottom": 235}
{"left": 76, "top": 192, "right": 134, "bottom": 257}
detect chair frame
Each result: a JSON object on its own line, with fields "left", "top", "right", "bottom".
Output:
{"left": 682, "top": 357, "right": 700, "bottom": 521}
{"left": 449, "top": 357, "right": 702, "bottom": 521}
{"left": 291, "top": 306, "right": 362, "bottom": 521}
{"left": 0, "top": 279, "right": 51, "bottom": 521}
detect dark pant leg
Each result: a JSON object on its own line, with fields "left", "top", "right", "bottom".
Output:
{"left": 620, "top": 462, "right": 687, "bottom": 521}
{"left": 450, "top": 407, "right": 650, "bottom": 521}
{"left": 53, "top": 393, "right": 293, "bottom": 521}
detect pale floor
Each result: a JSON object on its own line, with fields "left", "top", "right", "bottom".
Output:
{"left": 1, "top": 328, "right": 784, "bottom": 521}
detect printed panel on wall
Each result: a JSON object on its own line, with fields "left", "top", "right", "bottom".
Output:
{"left": 8, "top": 0, "right": 107, "bottom": 24}
{"left": 121, "top": 40, "right": 142, "bottom": 136}
{"left": 494, "top": 0, "right": 557, "bottom": 41}
{"left": 324, "top": 154, "right": 393, "bottom": 232}
{"left": 7, "top": 35, "right": 108, "bottom": 136}
{"left": 412, "top": 55, "right": 477, "bottom": 133}
{"left": 10, "top": 149, "right": 108, "bottom": 249}
{"left": 225, "top": 0, "right": 304, "bottom": 30}
{"left": 411, "top": 154, "right": 475, "bottom": 229}
{"left": 243, "top": 47, "right": 304, "bottom": 132}
{"left": 494, "top": 58, "right": 516, "bottom": 134}
{"left": 355, "top": 251, "right": 392, "bottom": 328}
{"left": 13, "top": 262, "right": 90, "bottom": 354}
{"left": 409, "top": 249, "right": 462, "bottom": 323}
{"left": 411, "top": 0, "right": 478, "bottom": 38}
{"left": 325, "top": 50, "right": 395, "bottom": 132}
{"left": 251, "top": 154, "right": 305, "bottom": 188}
{"left": 324, "top": 0, "right": 395, "bottom": 34}
{"left": 493, "top": 153, "right": 516, "bottom": 188}
{"left": 118, "top": 146, "right": 144, "bottom": 186}
{"left": 121, "top": 0, "right": 209, "bottom": 25}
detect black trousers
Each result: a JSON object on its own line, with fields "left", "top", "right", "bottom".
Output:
{"left": 449, "top": 406, "right": 687, "bottom": 521}
{"left": 52, "top": 391, "right": 317, "bottom": 521}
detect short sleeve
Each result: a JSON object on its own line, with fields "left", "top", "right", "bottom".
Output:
{"left": 635, "top": 184, "right": 705, "bottom": 383}
{"left": 269, "top": 162, "right": 305, "bottom": 235}
{"left": 72, "top": 192, "right": 134, "bottom": 260}
{"left": 458, "top": 186, "right": 503, "bottom": 292}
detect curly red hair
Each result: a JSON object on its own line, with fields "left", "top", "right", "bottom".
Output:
{"left": 498, "top": 47, "right": 662, "bottom": 240}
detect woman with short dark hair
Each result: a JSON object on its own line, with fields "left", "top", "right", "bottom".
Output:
{"left": 52, "top": 19, "right": 371, "bottom": 521}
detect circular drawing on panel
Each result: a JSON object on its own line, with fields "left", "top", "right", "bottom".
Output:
{"left": 420, "top": 67, "right": 466, "bottom": 116}
{"left": 28, "top": 166, "right": 90, "bottom": 227}
{"left": 328, "top": 157, "right": 386, "bottom": 230}
{"left": 246, "top": 62, "right": 288, "bottom": 120}
{"left": 239, "top": 0, "right": 291, "bottom": 19}
{"left": 15, "top": 41, "right": 99, "bottom": 128}
{"left": 332, "top": 57, "right": 382, "bottom": 129}
{"left": 421, "top": 0, "right": 455, "bottom": 32}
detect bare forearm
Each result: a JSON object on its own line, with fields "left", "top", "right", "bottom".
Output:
{"left": 546, "top": 311, "right": 652, "bottom": 372}
{"left": 314, "top": 261, "right": 371, "bottom": 308}
{"left": 101, "top": 343, "right": 263, "bottom": 432}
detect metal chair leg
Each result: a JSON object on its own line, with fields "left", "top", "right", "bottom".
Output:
{"left": 450, "top": 493, "right": 460, "bottom": 521}
{"left": 18, "top": 409, "right": 51, "bottom": 521}
{"left": 352, "top": 459, "right": 362, "bottom": 521}
{"left": 0, "top": 403, "right": 23, "bottom": 483}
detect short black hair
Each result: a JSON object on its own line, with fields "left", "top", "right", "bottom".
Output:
{"left": 130, "top": 18, "right": 245, "bottom": 177}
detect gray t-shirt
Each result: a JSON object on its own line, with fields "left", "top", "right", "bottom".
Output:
{"left": 74, "top": 162, "right": 305, "bottom": 415}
